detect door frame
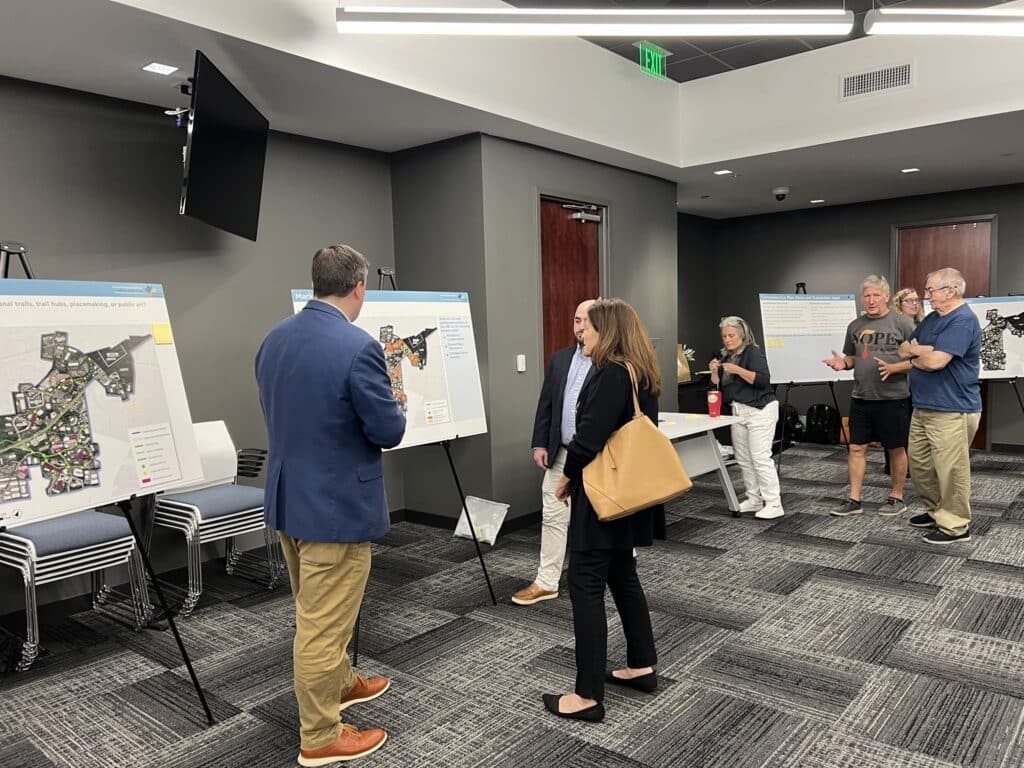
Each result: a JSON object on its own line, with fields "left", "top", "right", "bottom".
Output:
{"left": 534, "top": 189, "right": 611, "bottom": 359}
{"left": 888, "top": 213, "right": 999, "bottom": 296}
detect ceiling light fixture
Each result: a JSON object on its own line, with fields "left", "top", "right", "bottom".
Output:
{"left": 713, "top": 169, "right": 733, "bottom": 176}
{"left": 900, "top": 167, "right": 921, "bottom": 174}
{"left": 810, "top": 199, "right": 825, "bottom": 204}
{"left": 864, "top": 7, "right": 1024, "bottom": 37}
{"left": 336, "top": 6, "right": 855, "bottom": 37}
{"left": 142, "top": 62, "right": 179, "bottom": 75}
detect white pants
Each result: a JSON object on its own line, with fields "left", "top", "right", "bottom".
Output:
{"left": 536, "top": 447, "right": 570, "bottom": 591}
{"left": 730, "top": 401, "right": 781, "bottom": 506}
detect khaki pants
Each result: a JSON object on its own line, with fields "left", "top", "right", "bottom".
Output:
{"left": 279, "top": 532, "right": 371, "bottom": 750}
{"left": 536, "top": 447, "right": 570, "bottom": 592}
{"left": 908, "top": 408, "right": 981, "bottom": 535}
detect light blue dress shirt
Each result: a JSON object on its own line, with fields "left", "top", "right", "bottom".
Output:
{"left": 560, "top": 344, "right": 592, "bottom": 445}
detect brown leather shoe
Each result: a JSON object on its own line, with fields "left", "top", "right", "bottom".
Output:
{"left": 298, "top": 724, "right": 387, "bottom": 766}
{"left": 511, "top": 582, "right": 558, "bottom": 606}
{"left": 339, "top": 674, "right": 391, "bottom": 712}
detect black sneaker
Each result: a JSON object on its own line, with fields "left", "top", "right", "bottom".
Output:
{"left": 830, "top": 498, "right": 863, "bottom": 517}
{"left": 922, "top": 529, "right": 971, "bottom": 545}
{"left": 909, "top": 513, "right": 937, "bottom": 529}
{"left": 878, "top": 497, "right": 908, "bottom": 517}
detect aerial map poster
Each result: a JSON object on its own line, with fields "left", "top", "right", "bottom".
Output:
{"left": 966, "top": 296, "right": 1024, "bottom": 380}
{"left": 0, "top": 280, "right": 203, "bottom": 527}
{"left": 292, "top": 290, "right": 488, "bottom": 449}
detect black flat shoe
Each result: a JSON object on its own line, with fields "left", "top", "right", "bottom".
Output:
{"left": 542, "top": 693, "right": 605, "bottom": 721}
{"left": 605, "top": 671, "right": 657, "bottom": 693}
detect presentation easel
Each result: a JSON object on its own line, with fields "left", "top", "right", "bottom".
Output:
{"left": 0, "top": 250, "right": 214, "bottom": 725}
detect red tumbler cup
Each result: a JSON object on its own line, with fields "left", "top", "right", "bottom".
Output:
{"left": 707, "top": 390, "right": 722, "bottom": 418}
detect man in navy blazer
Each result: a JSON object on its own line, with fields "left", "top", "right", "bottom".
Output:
{"left": 256, "top": 244, "right": 405, "bottom": 766}
{"left": 512, "top": 299, "right": 595, "bottom": 607}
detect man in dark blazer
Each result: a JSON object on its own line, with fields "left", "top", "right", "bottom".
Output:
{"left": 256, "top": 244, "right": 406, "bottom": 765}
{"left": 512, "top": 299, "right": 595, "bottom": 606}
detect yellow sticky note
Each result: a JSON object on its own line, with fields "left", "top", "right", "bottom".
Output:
{"left": 766, "top": 337, "right": 776, "bottom": 348}
{"left": 152, "top": 323, "right": 175, "bottom": 345}
{"left": 777, "top": 337, "right": 785, "bottom": 348}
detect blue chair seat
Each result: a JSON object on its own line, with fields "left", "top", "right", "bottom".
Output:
{"left": 160, "top": 485, "right": 265, "bottom": 520}
{"left": 8, "top": 510, "right": 132, "bottom": 558}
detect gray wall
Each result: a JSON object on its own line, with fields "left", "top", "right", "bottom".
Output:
{"left": 0, "top": 76, "right": 398, "bottom": 613}
{"left": 679, "top": 183, "right": 1024, "bottom": 445}
{"left": 391, "top": 136, "right": 493, "bottom": 518}
{"left": 677, "top": 212, "right": 719, "bottom": 370}
{"left": 391, "top": 135, "right": 679, "bottom": 522}
{"left": 480, "top": 136, "right": 678, "bottom": 519}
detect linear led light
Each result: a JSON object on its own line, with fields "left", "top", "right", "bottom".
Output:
{"left": 337, "top": 6, "right": 856, "bottom": 37}
{"left": 713, "top": 169, "right": 733, "bottom": 176}
{"left": 865, "top": 7, "right": 1024, "bottom": 36}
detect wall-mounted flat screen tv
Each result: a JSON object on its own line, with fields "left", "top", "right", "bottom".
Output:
{"left": 179, "top": 50, "right": 269, "bottom": 241}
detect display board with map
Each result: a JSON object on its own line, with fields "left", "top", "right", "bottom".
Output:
{"left": 0, "top": 280, "right": 203, "bottom": 526}
{"left": 966, "top": 296, "right": 1024, "bottom": 380}
{"left": 291, "top": 290, "right": 487, "bottom": 449}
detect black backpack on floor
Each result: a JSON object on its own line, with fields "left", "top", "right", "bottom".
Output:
{"left": 804, "top": 403, "right": 841, "bottom": 444}
{"left": 776, "top": 403, "right": 803, "bottom": 447}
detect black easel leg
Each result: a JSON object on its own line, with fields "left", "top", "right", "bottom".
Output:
{"left": 441, "top": 441, "right": 497, "bottom": 606}
{"left": 828, "top": 381, "right": 848, "bottom": 453}
{"left": 118, "top": 499, "right": 215, "bottom": 725}
{"left": 1011, "top": 379, "right": 1024, "bottom": 417}
{"left": 776, "top": 384, "right": 792, "bottom": 471}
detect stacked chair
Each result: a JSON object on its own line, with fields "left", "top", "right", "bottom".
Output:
{"left": 150, "top": 421, "right": 284, "bottom": 616}
{"left": 0, "top": 508, "right": 153, "bottom": 671}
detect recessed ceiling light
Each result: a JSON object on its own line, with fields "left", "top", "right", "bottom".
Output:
{"left": 810, "top": 199, "right": 825, "bottom": 204}
{"left": 900, "top": 167, "right": 921, "bottom": 174}
{"left": 713, "top": 169, "right": 733, "bottom": 176}
{"left": 142, "top": 62, "right": 179, "bottom": 76}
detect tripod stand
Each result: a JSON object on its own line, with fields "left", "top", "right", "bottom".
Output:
{"left": 0, "top": 242, "right": 35, "bottom": 278}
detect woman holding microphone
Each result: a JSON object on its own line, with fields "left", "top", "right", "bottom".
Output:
{"left": 710, "top": 316, "right": 784, "bottom": 519}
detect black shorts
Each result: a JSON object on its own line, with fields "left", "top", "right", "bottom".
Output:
{"left": 849, "top": 397, "right": 910, "bottom": 449}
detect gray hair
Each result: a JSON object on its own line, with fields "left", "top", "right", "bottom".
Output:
{"left": 861, "top": 274, "right": 891, "bottom": 297}
{"left": 719, "top": 315, "right": 759, "bottom": 353}
{"left": 927, "top": 267, "right": 967, "bottom": 297}
{"left": 312, "top": 244, "right": 369, "bottom": 298}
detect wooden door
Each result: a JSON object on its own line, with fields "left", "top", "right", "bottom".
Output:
{"left": 896, "top": 219, "right": 992, "bottom": 448}
{"left": 540, "top": 198, "right": 601, "bottom": 365}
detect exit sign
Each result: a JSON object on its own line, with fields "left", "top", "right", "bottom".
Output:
{"left": 637, "top": 41, "right": 668, "bottom": 80}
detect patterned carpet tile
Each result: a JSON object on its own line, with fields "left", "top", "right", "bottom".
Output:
{"left": 644, "top": 581, "right": 777, "bottom": 632}
{"left": 690, "top": 640, "right": 873, "bottom": 722}
{"left": 882, "top": 624, "right": 1024, "bottom": 699}
{"left": 701, "top": 550, "right": 821, "bottom": 595}
{"left": 920, "top": 588, "right": 1024, "bottom": 644}
{"left": 836, "top": 543, "right": 968, "bottom": 585}
{"left": 838, "top": 667, "right": 1024, "bottom": 766}
{"left": 173, "top": 639, "right": 293, "bottom": 711}
{"left": 946, "top": 559, "right": 1024, "bottom": 600}
{"left": 145, "top": 713, "right": 296, "bottom": 768}
{"left": 617, "top": 685, "right": 820, "bottom": 768}
{"left": 794, "top": 568, "right": 942, "bottom": 618}
{"left": 745, "top": 603, "right": 911, "bottom": 665}
{"left": 355, "top": 597, "right": 459, "bottom": 657}
{"left": 463, "top": 599, "right": 577, "bottom": 645}
{"left": 0, "top": 734, "right": 56, "bottom": 768}
{"left": 788, "top": 729, "right": 964, "bottom": 768}
{"left": 969, "top": 523, "right": 1024, "bottom": 568}
{"left": 378, "top": 560, "right": 521, "bottom": 616}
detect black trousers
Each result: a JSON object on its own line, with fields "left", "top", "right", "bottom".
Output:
{"left": 568, "top": 548, "right": 657, "bottom": 701}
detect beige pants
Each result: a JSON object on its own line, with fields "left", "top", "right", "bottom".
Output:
{"left": 908, "top": 408, "right": 981, "bottom": 535}
{"left": 279, "top": 532, "right": 371, "bottom": 750}
{"left": 536, "top": 447, "right": 570, "bottom": 592}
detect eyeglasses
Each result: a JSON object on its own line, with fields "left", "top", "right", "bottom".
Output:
{"left": 922, "top": 285, "right": 952, "bottom": 296}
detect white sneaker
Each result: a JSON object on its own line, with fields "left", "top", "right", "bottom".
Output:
{"left": 738, "top": 498, "right": 763, "bottom": 513}
{"left": 755, "top": 504, "right": 785, "bottom": 520}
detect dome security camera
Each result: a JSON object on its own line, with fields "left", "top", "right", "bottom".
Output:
{"left": 773, "top": 186, "right": 790, "bottom": 202}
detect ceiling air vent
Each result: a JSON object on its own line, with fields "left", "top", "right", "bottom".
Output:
{"left": 840, "top": 63, "right": 913, "bottom": 101}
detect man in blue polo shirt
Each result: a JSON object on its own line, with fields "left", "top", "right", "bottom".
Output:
{"left": 899, "top": 267, "right": 981, "bottom": 545}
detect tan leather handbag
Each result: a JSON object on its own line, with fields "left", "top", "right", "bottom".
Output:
{"left": 583, "top": 363, "right": 693, "bottom": 521}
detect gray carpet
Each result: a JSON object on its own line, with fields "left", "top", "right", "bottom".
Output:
{"left": 2, "top": 444, "right": 1023, "bottom": 767}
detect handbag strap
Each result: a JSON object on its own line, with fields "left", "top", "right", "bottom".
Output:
{"left": 623, "top": 361, "right": 643, "bottom": 420}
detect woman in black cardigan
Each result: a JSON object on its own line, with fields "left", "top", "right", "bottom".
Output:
{"left": 544, "top": 298, "right": 661, "bottom": 722}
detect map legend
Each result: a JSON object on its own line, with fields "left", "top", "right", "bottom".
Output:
{"left": 130, "top": 422, "right": 182, "bottom": 488}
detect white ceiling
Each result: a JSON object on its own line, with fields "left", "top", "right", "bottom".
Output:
{"left": 3, "top": 0, "right": 1023, "bottom": 219}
